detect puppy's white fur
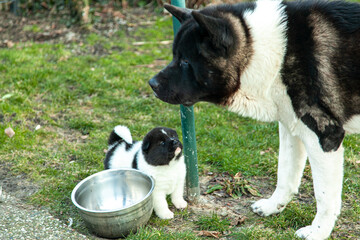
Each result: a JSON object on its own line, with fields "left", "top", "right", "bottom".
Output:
{"left": 137, "top": 153, "right": 187, "bottom": 219}
{"left": 114, "top": 125, "right": 133, "bottom": 144}
{"left": 227, "top": 1, "right": 359, "bottom": 239}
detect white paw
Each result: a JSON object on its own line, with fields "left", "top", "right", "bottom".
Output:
{"left": 155, "top": 209, "right": 174, "bottom": 219}
{"left": 295, "top": 225, "right": 330, "bottom": 240}
{"left": 251, "top": 199, "right": 285, "bottom": 217}
{"left": 172, "top": 198, "right": 187, "bottom": 209}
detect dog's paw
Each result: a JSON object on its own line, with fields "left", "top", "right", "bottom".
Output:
{"left": 295, "top": 225, "right": 329, "bottom": 240}
{"left": 172, "top": 198, "right": 187, "bottom": 209}
{"left": 155, "top": 209, "right": 174, "bottom": 219}
{"left": 251, "top": 199, "right": 285, "bottom": 217}
{"left": 295, "top": 226, "right": 314, "bottom": 239}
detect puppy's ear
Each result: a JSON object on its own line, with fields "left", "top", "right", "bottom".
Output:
{"left": 164, "top": 4, "right": 192, "bottom": 23}
{"left": 142, "top": 139, "right": 150, "bottom": 154}
{"left": 192, "top": 11, "right": 234, "bottom": 55}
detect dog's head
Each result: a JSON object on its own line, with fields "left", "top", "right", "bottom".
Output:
{"left": 149, "top": 4, "right": 252, "bottom": 106}
{"left": 142, "top": 127, "right": 183, "bottom": 166}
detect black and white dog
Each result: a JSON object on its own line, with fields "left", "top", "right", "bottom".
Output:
{"left": 149, "top": 1, "right": 360, "bottom": 239}
{"left": 104, "top": 126, "right": 187, "bottom": 219}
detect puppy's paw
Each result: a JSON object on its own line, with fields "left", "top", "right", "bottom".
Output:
{"left": 155, "top": 209, "right": 174, "bottom": 219}
{"left": 172, "top": 198, "right": 187, "bottom": 209}
{"left": 251, "top": 199, "right": 285, "bottom": 217}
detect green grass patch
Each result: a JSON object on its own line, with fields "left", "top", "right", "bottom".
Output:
{"left": 195, "top": 212, "right": 231, "bottom": 232}
{"left": 262, "top": 202, "right": 315, "bottom": 230}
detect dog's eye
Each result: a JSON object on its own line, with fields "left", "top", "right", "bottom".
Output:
{"left": 160, "top": 141, "right": 165, "bottom": 146}
{"left": 180, "top": 59, "right": 190, "bottom": 67}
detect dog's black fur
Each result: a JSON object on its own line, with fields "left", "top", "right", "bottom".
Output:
{"left": 282, "top": 1, "right": 360, "bottom": 151}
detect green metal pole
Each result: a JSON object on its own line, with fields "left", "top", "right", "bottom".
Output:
{"left": 170, "top": 0, "right": 200, "bottom": 202}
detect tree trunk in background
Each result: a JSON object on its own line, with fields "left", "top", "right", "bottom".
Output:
{"left": 72, "top": 0, "right": 90, "bottom": 24}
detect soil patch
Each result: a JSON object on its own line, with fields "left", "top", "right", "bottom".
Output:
{"left": 0, "top": 162, "right": 39, "bottom": 200}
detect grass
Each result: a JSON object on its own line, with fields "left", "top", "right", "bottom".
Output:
{"left": 196, "top": 212, "right": 231, "bottom": 232}
{"left": 1, "top": 8, "right": 360, "bottom": 240}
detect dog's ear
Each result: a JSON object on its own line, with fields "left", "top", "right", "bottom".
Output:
{"left": 164, "top": 4, "right": 192, "bottom": 23}
{"left": 142, "top": 139, "right": 151, "bottom": 154}
{"left": 192, "top": 11, "right": 234, "bottom": 55}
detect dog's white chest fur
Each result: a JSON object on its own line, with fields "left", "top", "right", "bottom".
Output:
{"left": 138, "top": 154, "right": 186, "bottom": 195}
{"left": 228, "top": 0, "right": 288, "bottom": 122}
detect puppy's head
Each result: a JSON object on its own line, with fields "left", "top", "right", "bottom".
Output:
{"left": 149, "top": 4, "right": 252, "bottom": 106}
{"left": 142, "top": 127, "right": 183, "bottom": 166}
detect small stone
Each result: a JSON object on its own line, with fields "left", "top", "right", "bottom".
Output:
{"left": 5, "top": 127, "right": 15, "bottom": 138}
{"left": 0, "top": 185, "right": 3, "bottom": 203}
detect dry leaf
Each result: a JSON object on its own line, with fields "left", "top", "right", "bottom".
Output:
{"left": 6, "top": 41, "right": 14, "bottom": 48}
{"left": 59, "top": 56, "right": 69, "bottom": 62}
{"left": 113, "top": 11, "right": 125, "bottom": 19}
{"left": 195, "top": 230, "right": 220, "bottom": 238}
{"left": 230, "top": 216, "right": 247, "bottom": 226}
{"left": 5, "top": 127, "right": 15, "bottom": 138}
{"left": 41, "top": 2, "right": 49, "bottom": 9}
{"left": 81, "top": 135, "right": 89, "bottom": 140}
{"left": 132, "top": 40, "right": 172, "bottom": 46}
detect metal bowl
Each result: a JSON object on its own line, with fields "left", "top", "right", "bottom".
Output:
{"left": 71, "top": 168, "right": 154, "bottom": 238}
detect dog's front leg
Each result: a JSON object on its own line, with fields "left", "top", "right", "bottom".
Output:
{"left": 252, "top": 122, "right": 307, "bottom": 216}
{"left": 152, "top": 190, "right": 174, "bottom": 219}
{"left": 171, "top": 173, "right": 187, "bottom": 209}
{"left": 295, "top": 132, "right": 344, "bottom": 240}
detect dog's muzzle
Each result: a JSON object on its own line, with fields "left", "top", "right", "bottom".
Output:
{"left": 149, "top": 78, "right": 159, "bottom": 95}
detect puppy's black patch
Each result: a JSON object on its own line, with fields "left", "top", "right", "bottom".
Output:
{"left": 142, "top": 127, "right": 183, "bottom": 166}
{"left": 132, "top": 152, "right": 139, "bottom": 169}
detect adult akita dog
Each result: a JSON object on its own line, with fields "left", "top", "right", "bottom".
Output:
{"left": 149, "top": 0, "right": 360, "bottom": 239}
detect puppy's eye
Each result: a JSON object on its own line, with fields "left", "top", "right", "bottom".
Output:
{"left": 160, "top": 141, "right": 165, "bottom": 146}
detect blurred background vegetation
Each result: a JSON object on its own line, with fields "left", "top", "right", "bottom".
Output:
{"left": 0, "top": 0, "right": 215, "bottom": 24}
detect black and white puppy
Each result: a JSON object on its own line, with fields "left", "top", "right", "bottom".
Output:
{"left": 104, "top": 125, "right": 187, "bottom": 219}
{"left": 149, "top": 1, "right": 360, "bottom": 239}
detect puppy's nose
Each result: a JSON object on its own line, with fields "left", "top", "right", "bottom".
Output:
{"left": 149, "top": 78, "right": 159, "bottom": 90}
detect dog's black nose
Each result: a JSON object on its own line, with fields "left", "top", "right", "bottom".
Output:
{"left": 149, "top": 78, "right": 159, "bottom": 90}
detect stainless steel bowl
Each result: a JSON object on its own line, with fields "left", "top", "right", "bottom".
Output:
{"left": 71, "top": 168, "right": 154, "bottom": 238}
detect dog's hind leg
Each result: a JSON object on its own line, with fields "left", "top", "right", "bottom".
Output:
{"left": 252, "top": 122, "right": 307, "bottom": 216}
{"left": 295, "top": 131, "right": 344, "bottom": 240}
